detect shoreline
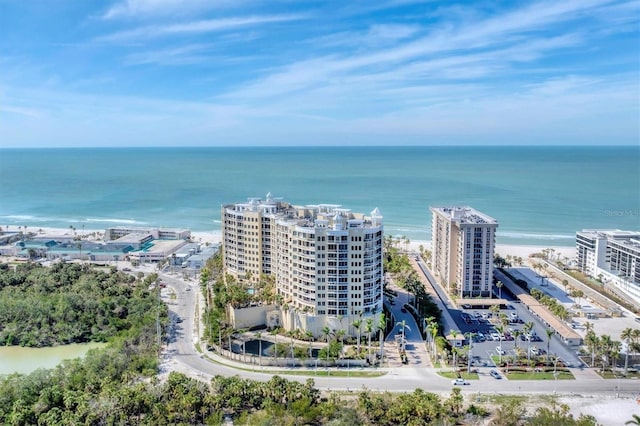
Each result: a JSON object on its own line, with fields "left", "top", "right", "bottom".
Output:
{"left": 2, "top": 225, "right": 575, "bottom": 260}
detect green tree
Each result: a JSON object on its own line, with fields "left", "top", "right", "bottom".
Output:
{"left": 626, "top": 414, "right": 640, "bottom": 425}
{"left": 353, "top": 319, "right": 362, "bottom": 356}
{"left": 490, "top": 398, "right": 525, "bottom": 426}
{"left": 378, "top": 312, "right": 386, "bottom": 362}
{"left": 621, "top": 327, "right": 636, "bottom": 375}
{"left": 546, "top": 329, "right": 554, "bottom": 363}
{"left": 365, "top": 318, "right": 374, "bottom": 360}
{"left": 445, "top": 387, "right": 464, "bottom": 416}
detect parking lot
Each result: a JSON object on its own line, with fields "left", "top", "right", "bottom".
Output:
{"left": 449, "top": 289, "right": 583, "bottom": 369}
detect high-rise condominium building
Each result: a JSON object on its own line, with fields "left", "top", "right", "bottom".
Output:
{"left": 430, "top": 206, "right": 498, "bottom": 298}
{"left": 576, "top": 229, "right": 640, "bottom": 304}
{"left": 222, "top": 194, "right": 384, "bottom": 337}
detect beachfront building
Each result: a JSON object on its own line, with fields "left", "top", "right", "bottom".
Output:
{"left": 105, "top": 226, "right": 190, "bottom": 241}
{"left": 576, "top": 229, "right": 640, "bottom": 304}
{"left": 430, "top": 206, "right": 498, "bottom": 298}
{"left": 222, "top": 194, "right": 384, "bottom": 338}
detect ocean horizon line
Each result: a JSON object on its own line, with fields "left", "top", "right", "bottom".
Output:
{"left": 1, "top": 144, "right": 639, "bottom": 151}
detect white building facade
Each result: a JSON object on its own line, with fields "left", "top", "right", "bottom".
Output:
{"left": 222, "top": 195, "right": 384, "bottom": 338}
{"left": 431, "top": 207, "right": 498, "bottom": 298}
{"left": 576, "top": 229, "right": 640, "bottom": 304}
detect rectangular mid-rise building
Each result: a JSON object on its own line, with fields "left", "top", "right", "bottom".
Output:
{"left": 576, "top": 229, "right": 640, "bottom": 304}
{"left": 431, "top": 206, "right": 498, "bottom": 298}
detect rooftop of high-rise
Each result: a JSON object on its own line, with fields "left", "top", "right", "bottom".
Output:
{"left": 431, "top": 206, "right": 497, "bottom": 225}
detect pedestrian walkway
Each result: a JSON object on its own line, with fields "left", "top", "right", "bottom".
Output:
{"left": 570, "top": 366, "right": 604, "bottom": 380}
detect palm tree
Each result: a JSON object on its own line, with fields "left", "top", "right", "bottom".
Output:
{"left": 495, "top": 325, "right": 505, "bottom": 363}
{"left": 365, "top": 318, "right": 374, "bottom": 359}
{"left": 378, "top": 312, "right": 386, "bottom": 361}
{"left": 465, "top": 332, "right": 474, "bottom": 373}
{"left": 523, "top": 322, "right": 534, "bottom": 361}
{"left": 598, "top": 334, "right": 617, "bottom": 372}
{"left": 305, "top": 331, "right": 314, "bottom": 359}
{"left": 428, "top": 321, "right": 439, "bottom": 357}
{"left": 585, "top": 330, "right": 599, "bottom": 367}
{"left": 322, "top": 326, "right": 331, "bottom": 345}
{"left": 449, "top": 329, "right": 460, "bottom": 368}
{"left": 353, "top": 319, "right": 362, "bottom": 356}
{"left": 496, "top": 281, "right": 504, "bottom": 299}
{"left": 584, "top": 321, "right": 593, "bottom": 334}
{"left": 270, "top": 328, "right": 279, "bottom": 359}
{"left": 620, "top": 327, "right": 635, "bottom": 376}
{"left": 489, "top": 304, "right": 500, "bottom": 320}
{"left": 545, "top": 329, "right": 554, "bottom": 363}
{"left": 513, "top": 330, "right": 521, "bottom": 354}
{"left": 570, "top": 289, "right": 584, "bottom": 306}
{"left": 335, "top": 329, "right": 346, "bottom": 358}
{"left": 626, "top": 414, "right": 640, "bottom": 425}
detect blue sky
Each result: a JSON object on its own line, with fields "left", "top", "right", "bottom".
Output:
{"left": 0, "top": 0, "right": 638, "bottom": 147}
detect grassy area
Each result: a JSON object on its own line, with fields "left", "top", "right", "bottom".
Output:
{"left": 480, "top": 394, "right": 527, "bottom": 405}
{"left": 438, "top": 371, "right": 479, "bottom": 380}
{"left": 504, "top": 370, "right": 574, "bottom": 380}
{"left": 201, "top": 353, "right": 387, "bottom": 378}
{"left": 596, "top": 370, "right": 640, "bottom": 379}
{"left": 255, "top": 368, "right": 387, "bottom": 378}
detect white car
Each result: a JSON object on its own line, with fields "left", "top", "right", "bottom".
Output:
{"left": 496, "top": 347, "right": 506, "bottom": 355}
{"left": 490, "top": 333, "right": 501, "bottom": 341}
{"left": 451, "top": 378, "right": 470, "bottom": 386}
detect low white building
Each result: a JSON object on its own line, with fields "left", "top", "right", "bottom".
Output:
{"left": 576, "top": 229, "right": 640, "bottom": 304}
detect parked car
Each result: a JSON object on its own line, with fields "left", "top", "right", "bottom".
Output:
{"left": 490, "top": 333, "right": 501, "bottom": 341}
{"left": 461, "top": 304, "right": 472, "bottom": 309}
{"left": 496, "top": 347, "right": 506, "bottom": 355}
{"left": 451, "top": 378, "right": 470, "bottom": 386}
{"left": 490, "top": 369, "right": 502, "bottom": 379}
{"left": 401, "top": 308, "right": 407, "bottom": 313}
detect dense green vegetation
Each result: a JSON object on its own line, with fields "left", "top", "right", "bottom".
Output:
{"left": 0, "top": 261, "right": 170, "bottom": 424}
{"left": 0, "top": 262, "right": 164, "bottom": 347}
{"left": 0, "top": 362, "right": 601, "bottom": 426}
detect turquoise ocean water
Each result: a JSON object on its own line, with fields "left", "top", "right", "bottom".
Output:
{"left": 0, "top": 146, "right": 638, "bottom": 245}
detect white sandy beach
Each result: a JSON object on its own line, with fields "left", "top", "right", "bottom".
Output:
{"left": 3, "top": 225, "right": 575, "bottom": 261}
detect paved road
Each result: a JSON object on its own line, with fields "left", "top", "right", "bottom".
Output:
{"left": 147, "top": 269, "right": 640, "bottom": 398}
{"left": 384, "top": 282, "right": 431, "bottom": 368}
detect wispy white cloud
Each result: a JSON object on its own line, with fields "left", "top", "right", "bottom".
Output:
{"left": 123, "top": 43, "right": 214, "bottom": 65}
{"left": 101, "top": 0, "right": 239, "bottom": 20}
{"left": 96, "top": 14, "right": 305, "bottom": 42}
{"left": 0, "top": 105, "right": 45, "bottom": 118}
{"left": 219, "top": 0, "right": 618, "bottom": 103}
{"left": 310, "top": 24, "right": 421, "bottom": 49}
